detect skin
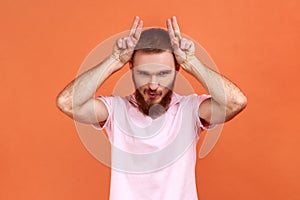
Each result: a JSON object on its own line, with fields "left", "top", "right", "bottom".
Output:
{"left": 56, "top": 16, "right": 247, "bottom": 126}
{"left": 166, "top": 16, "right": 247, "bottom": 124}
{"left": 131, "top": 51, "right": 176, "bottom": 106}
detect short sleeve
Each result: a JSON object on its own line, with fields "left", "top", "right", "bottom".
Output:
{"left": 91, "top": 95, "right": 114, "bottom": 132}
{"left": 195, "top": 94, "right": 216, "bottom": 130}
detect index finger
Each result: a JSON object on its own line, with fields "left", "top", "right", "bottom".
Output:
{"left": 167, "top": 18, "right": 176, "bottom": 39}
{"left": 129, "top": 16, "right": 140, "bottom": 37}
{"left": 133, "top": 19, "right": 143, "bottom": 40}
{"left": 171, "top": 16, "right": 182, "bottom": 39}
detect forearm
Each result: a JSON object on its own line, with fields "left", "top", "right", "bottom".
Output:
{"left": 183, "top": 56, "right": 247, "bottom": 117}
{"left": 57, "top": 16, "right": 142, "bottom": 119}
{"left": 57, "top": 55, "right": 122, "bottom": 113}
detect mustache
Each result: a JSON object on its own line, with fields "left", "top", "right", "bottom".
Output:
{"left": 144, "top": 89, "right": 162, "bottom": 95}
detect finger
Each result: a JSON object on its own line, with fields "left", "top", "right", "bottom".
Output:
{"left": 185, "top": 40, "right": 192, "bottom": 50}
{"left": 126, "top": 37, "right": 134, "bottom": 48}
{"left": 117, "top": 38, "right": 123, "bottom": 49}
{"left": 180, "top": 38, "right": 187, "bottom": 49}
{"left": 122, "top": 38, "right": 127, "bottom": 49}
{"left": 172, "top": 16, "right": 182, "bottom": 39}
{"left": 167, "top": 18, "right": 176, "bottom": 39}
{"left": 133, "top": 19, "right": 143, "bottom": 40}
{"left": 172, "top": 41, "right": 180, "bottom": 50}
{"left": 129, "top": 16, "right": 140, "bottom": 37}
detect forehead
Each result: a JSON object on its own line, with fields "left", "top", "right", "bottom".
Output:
{"left": 134, "top": 63, "right": 174, "bottom": 73}
{"left": 133, "top": 51, "right": 175, "bottom": 69}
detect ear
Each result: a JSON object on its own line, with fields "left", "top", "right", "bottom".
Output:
{"left": 175, "top": 64, "right": 180, "bottom": 71}
{"left": 129, "top": 59, "right": 133, "bottom": 69}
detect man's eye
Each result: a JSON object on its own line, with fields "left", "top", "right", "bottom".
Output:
{"left": 138, "top": 71, "right": 150, "bottom": 76}
{"left": 158, "top": 71, "right": 169, "bottom": 76}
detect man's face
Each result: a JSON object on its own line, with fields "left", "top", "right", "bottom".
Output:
{"left": 132, "top": 51, "right": 177, "bottom": 107}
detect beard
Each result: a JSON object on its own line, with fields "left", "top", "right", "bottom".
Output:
{"left": 135, "top": 88, "right": 173, "bottom": 118}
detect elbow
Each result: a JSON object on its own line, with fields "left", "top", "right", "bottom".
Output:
{"left": 56, "top": 92, "right": 73, "bottom": 115}
{"left": 225, "top": 94, "right": 247, "bottom": 121}
{"left": 236, "top": 93, "right": 247, "bottom": 111}
{"left": 231, "top": 94, "right": 248, "bottom": 114}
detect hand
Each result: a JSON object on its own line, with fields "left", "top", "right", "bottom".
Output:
{"left": 112, "top": 16, "right": 143, "bottom": 65}
{"left": 167, "top": 16, "right": 195, "bottom": 71}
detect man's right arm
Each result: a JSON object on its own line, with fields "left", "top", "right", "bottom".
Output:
{"left": 56, "top": 16, "right": 143, "bottom": 124}
{"left": 56, "top": 56, "right": 123, "bottom": 124}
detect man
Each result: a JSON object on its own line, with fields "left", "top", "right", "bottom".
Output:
{"left": 57, "top": 16, "right": 247, "bottom": 200}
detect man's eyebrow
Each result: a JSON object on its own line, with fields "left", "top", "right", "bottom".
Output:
{"left": 136, "top": 69, "right": 149, "bottom": 73}
{"left": 135, "top": 69, "right": 173, "bottom": 73}
{"left": 158, "top": 70, "right": 173, "bottom": 73}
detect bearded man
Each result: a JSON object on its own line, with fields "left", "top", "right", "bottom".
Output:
{"left": 57, "top": 16, "right": 247, "bottom": 200}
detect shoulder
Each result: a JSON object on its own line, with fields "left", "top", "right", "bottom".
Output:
{"left": 95, "top": 94, "right": 127, "bottom": 110}
{"left": 174, "top": 93, "right": 210, "bottom": 104}
{"left": 96, "top": 94, "right": 125, "bottom": 102}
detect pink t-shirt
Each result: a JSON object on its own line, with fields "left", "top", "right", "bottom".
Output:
{"left": 96, "top": 93, "right": 211, "bottom": 200}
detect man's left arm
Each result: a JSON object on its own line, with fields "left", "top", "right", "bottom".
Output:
{"left": 167, "top": 16, "right": 247, "bottom": 125}
{"left": 185, "top": 56, "right": 247, "bottom": 125}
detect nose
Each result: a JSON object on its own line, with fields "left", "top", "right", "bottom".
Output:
{"left": 149, "top": 75, "right": 159, "bottom": 90}
{"left": 149, "top": 82, "right": 159, "bottom": 90}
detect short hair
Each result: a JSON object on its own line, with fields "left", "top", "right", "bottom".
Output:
{"left": 131, "top": 28, "right": 179, "bottom": 70}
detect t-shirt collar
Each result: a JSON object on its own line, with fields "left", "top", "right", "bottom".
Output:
{"left": 127, "top": 91, "right": 180, "bottom": 107}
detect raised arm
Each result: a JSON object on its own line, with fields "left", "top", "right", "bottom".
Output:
{"left": 56, "top": 16, "right": 143, "bottom": 124}
{"left": 167, "top": 16, "right": 247, "bottom": 125}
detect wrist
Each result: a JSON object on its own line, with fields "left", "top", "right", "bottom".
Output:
{"left": 181, "top": 56, "right": 197, "bottom": 72}
{"left": 110, "top": 53, "right": 122, "bottom": 63}
{"left": 106, "top": 55, "right": 125, "bottom": 72}
{"left": 185, "top": 55, "right": 197, "bottom": 64}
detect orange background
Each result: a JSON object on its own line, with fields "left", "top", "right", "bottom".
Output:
{"left": 1, "top": 0, "right": 299, "bottom": 199}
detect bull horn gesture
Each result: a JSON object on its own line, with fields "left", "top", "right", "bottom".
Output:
{"left": 167, "top": 16, "right": 195, "bottom": 71}
{"left": 112, "top": 16, "right": 143, "bottom": 65}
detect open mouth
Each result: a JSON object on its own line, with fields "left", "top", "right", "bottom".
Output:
{"left": 146, "top": 91, "right": 161, "bottom": 99}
